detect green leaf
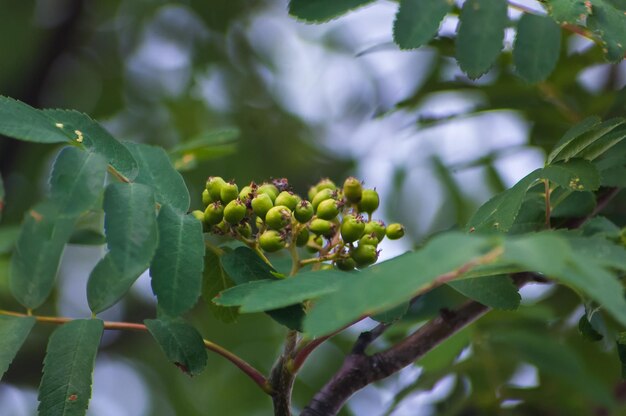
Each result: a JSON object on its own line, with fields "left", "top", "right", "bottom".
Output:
{"left": 547, "top": 116, "right": 601, "bottom": 163}
{"left": 170, "top": 129, "right": 239, "bottom": 171}
{"left": 587, "top": 0, "right": 626, "bottom": 62}
{"left": 150, "top": 205, "right": 204, "bottom": 316}
{"left": 216, "top": 269, "right": 345, "bottom": 312}
{"left": 288, "top": 0, "right": 375, "bottom": 22}
{"left": 455, "top": 0, "right": 508, "bottom": 79}
{"left": 43, "top": 110, "right": 138, "bottom": 180}
{"left": 68, "top": 211, "right": 106, "bottom": 246}
{"left": 304, "top": 233, "right": 496, "bottom": 336}
{"left": 617, "top": 332, "right": 626, "bottom": 378}
{"left": 548, "top": 117, "right": 626, "bottom": 163}
{"left": 578, "top": 127, "right": 626, "bottom": 160}
{"left": 372, "top": 302, "right": 410, "bottom": 323}
{"left": 542, "top": 159, "right": 600, "bottom": 191}
{"left": 220, "top": 246, "right": 276, "bottom": 285}
{"left": 266, "top": 304, "right": 305, "bottom": 332}
{"left": 87, "top": 183, "right": 158, "bottom": 313}
{"left": 513, "top": 14, "right": 561, "bottom": 83}
{"left": 448, "top": 275, "right": 520, "bottom": 310}
{"left": 202, "top": 248, "right": 239, "bottom": 323}
{"left": 393, "top": 0, "right": 452, "bottom": 50}
{"left": 0, "top": 315, "right": 35, "bottom": 380}
{"left": 124, "top": 142, "right": 190, "bottom": 213}
{"left": 10, "top": 203, "right": 76, "bottom": 309}
{"left": 466, "top": 169, "right": 541, "bottom": 233}
{"left": 502, "top": 232, "right": 572, "bottom": 276}
{"left": 49, "top": 147, "right": 107, "bottom": 216}
{"left": 0, "top": 96, "right": 71, "bottom": 143}
{"left": 578, "top": 314, "right": 603, "bottom": 341}
{"left": 550, "top": 190, "right": 596, "bottom": 218}
{"left": 418, "top": 327, "right": 471, "bottom": 372}
{"left": 580, "top": 216, "right": 621, "bottom": 238}
{"left": 0, "top": 225, "right": 20, "bottom": 254}
{"left": 545, "top": 0, "right": 590, "bottom": 23}
{"left": 0, "top": 174, "right": 4, "bottom": 222}
{"left": 38, "top": 319, "right": 104, "bottom": 416}
{"left": 144, "top": 319, "right": 207, "bottom": 376}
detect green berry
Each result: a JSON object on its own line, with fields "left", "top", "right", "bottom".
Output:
{"left": 258, "top": 183, "right": 279, "bottom": 202}
{"left": 237, "top": 222, "right": 252, "bottom": 238}
{"left": 311, "top": 188, "right": 334, "bottom": 211}
{"left": 294, "top": 200, "right": 314, "bottom": 223}
{"left": 316, "top": 198, "right": 339, "bottom": 220}
{"left": 309, "top": 218, "right": 334, "bottom": 236}
{"left": 343, "top": 177, "right": 362, "bottom": 203}
{"left": 358, "top": 189, "right": 379, "bottom": 215}
{"left": 259, "top": 230, "right": 285, "bottom": 252}
{"left": 351, "top": 244, "right": 378, "bottom": 267}
{"left": 191, "top": 210, "right": 205, "bottom": 223}
{"left": 315, "top": 178, "right": 337, "bottom": 192}
{"left": 307, "top": 186, "right": 319, "bottom": 202}
{"left": 306, "top": 235, "right": 324, "bottom": 253}
{"left": 275, "top": 191, "right": 300, "bottom": 211}
{"left": 359, "top": 233, "right": 379, "bottom": 246}
{"left": 204, "top": 202, "right": 224, "bottom": 225}
{"left": 341, "top": 215, "right": 365, "bottom": 243}
{"left": 214, "top": 220, "right": 230, "bottom": 235}
{"left": 364, "top": 220, "right": 386, "bottom": 241}
{"left": 224, "top": 199, "right": 246, "bottom": 224}
{"left": 206, "top": 176, "right": 226, "bottom": 201}
{"left": 335, "top": 257, "right": 357, "bottom": 271}
{"left": 386, "top": 223, "right": 405, "bottom": 240}
{"left": 255, "top": 216, "right": 264, "bottom": 229}
{"left": 296, "top": 227, "right": 309, "bottom": 247}
{"left": 251, "top": 193, "right": 274, "bottom": 220}
{"left": 239, "top": 185, "right": 255, "bottom": 203}
{"left": 202, "top": 189, "right": 213, "bottom": 206}
{"left": 220, "top": 182, "right": 239, "bottom": 204}
{"left": 265, "top": 205, "right": 291, "bottom": 230}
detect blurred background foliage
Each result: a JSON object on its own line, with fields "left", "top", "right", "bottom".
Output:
{"left": 1, "top": 0, "right": 626, "bottom": 415}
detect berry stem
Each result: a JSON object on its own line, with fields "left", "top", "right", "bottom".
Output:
{"left": 0, "top": 308, "right": 272, "bottom": 395}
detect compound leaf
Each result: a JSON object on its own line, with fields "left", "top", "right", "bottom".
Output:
{"left": 0, "top": 96, "right": 71, "bottom": 143}
{"left": 393, "top": 0, "right": 452, "bottom": 49}
{"left": 513, "top": 14, "right": 561, "bottom": 83}
{"left": 0, "top": 315, "right": 35, "bottom": 380}
{"left": 144, "top": 319, "right": 207, "bottom": 376}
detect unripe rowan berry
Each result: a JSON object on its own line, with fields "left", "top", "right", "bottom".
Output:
{"left": 351, "top": 244, "right": 378, "bottom": 267}
{"left": 296, "top": 227, "right": 309, "bottom": 247}
{"left": 275, "top": 191, "right": 299, "bottom": 211}
{"left": 359, "top": 233, "right": 379, "bottom": 246}
{"left": 191, "top": 210, "right": 205, "bottom": 223}
{"left": 251, "top": 193, "right": 273, "bottom": 220}
{"left": 202, "top": 189, "right": 213, "bottom": 206}
{"left": 315, "top": 178, "right": 337, "bottom": 192}
{"left": 386, "top": 223, "right": 405, "bottom": 240}
{"left": 237, "top": 222, "right": 252, "bottom": 238}
{"left": 239, "top": 185, "right": 254, "bottom": 203}
{"left": 206, "top": 176, "right": 226, "bottom": 201}
{"left": 204, "top": 202, "right": 224, "bottom": 225}
{"left": 294, "top": 200, "right": 314, "bottom": 223}
{"left": 316, "top": 198, "right": 339, "bottom": 220}
{"left": 214, "top": 220, "right": 230, "bottom": 234}
{"left": 259, "top": 230, "right": 285, "bottom": 252}
{"left": 306, "top": 235, "right": 324, "bottom": 252}
{"left": 220, "top": 182, "right": 239, "bottom": 204}
{"left": 340, "top": 215, "right": 365, "bottom": 243}
{"left": 258, "top": 183, "right": 279, "bottom": 202}
{"left": 265, "top": 205, "right": 291, "bottom": 230}
{"left": 309, "top": 218, "right": 334, "bottom": 236}
{"left": 358, "top": 189, "right": 379, "bottom": 215}
{"left": 224, "top": 199, "right": 246, "bottom": 224}
{"left": 311, "top": 188, "right": 334, "bottom": 211}
{"left": 363, "top": 220, "right": 386, "bottom": 241}
{"left": 343, "top": 177, "right": 362, "bottom": 203}
{"left": 335, "top": 257, "right": 357, "bottom": 271}
{"left": 307, "top": 186, "right": 319, "bottom": 202}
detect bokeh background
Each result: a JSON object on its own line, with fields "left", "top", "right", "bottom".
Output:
{"left": 1, "top": 0, "right": 626, "bottom": 415}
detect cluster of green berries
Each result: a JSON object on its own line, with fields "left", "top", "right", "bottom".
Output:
{"left": 192, "top": 176, "right": 405, "bottom": 270}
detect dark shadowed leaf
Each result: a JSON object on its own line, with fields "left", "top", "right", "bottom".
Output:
{"left": 38, "top": 319, "right": 103, "bottom": 416}
{"left": 289, "top": 0, "right": 375, "bottom": 22}
{"left": 170, "top": 129, "right": 239, "bottom": 171}
{"left": 0, "top": 96, "right": 71, "bottom": 143}
{"left": 393, "top": 0, "right": 451, "bottom": 49}
{"left": 548, "top": 118, "right": 625, "bottom": 163}
{"left": 202, "top": 248, "right": 239, "bottom": 323}
{"left": 513, "top": 14, "right": 561, "bottom": 83}
{"left": 0, "top": 315, "right": 35, "bottom": 380}
{"left": 542, "top": 159, "right": 600, "bottom": 192}
{"left": 144, "top": 319, "right": 207, "bottom": 376}
{"left": 221, "top": 246, "right": 276, "bottom": 284}
{"left": 449, "top": 275, "right": 520, "bottom": 310}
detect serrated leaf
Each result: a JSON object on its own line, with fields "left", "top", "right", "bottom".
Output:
{"left": 38, "top": 319, "right": 103, "bottom": 416}
{"left": 0, "top": 315, "right": 35, "bottom": 380}
{"left": 455, "top": 0, "right": 508, "bottom": 79}
{"left": 220, "top": 246, "right": 276, "bottom": 285}
{"left": 43, "top": 110, "right": 138, "bottom": 180}
{"left": 49, "top": 147, "right": 107, "bottom": 216}
{"left": 548, "top": 116, "right": 601, "bottom": 163}
{"left": 466, "top": 169, "right": 541, "bottom": 233}
{"left": 10, "top": 202, "right": 76, "bottom": 309}
{"left": 588, "top": 0, "right": 626, "bottom": 62}
{"left": 170, "top": 129, "right": 239, "bottom": 171}
{"left": 288, "top": 0, "right": 375, "bottom": 22}
{"left": 545, "top": 0, "right": 590, "bottom": 23}
{"left": 578, "top": 127, "right": 626, "bottom": 160}
{"left": 87, "top": 183, "right": 158, "bottom": 313}
{"left": 513, "top": 14, "right": 561, "bottom": 83}
{"left": 0, "top": 96, "right": 71, "bottom": 143}
{"left": 202, "top": 248, "right": 239, "bottom": 323}
{"left": 448, "top": 275, "right": 520, "bottom": 309}
{"left": 304, "top": 233, "right": 496, "bottom": 336}
{"left": 150, "top": 205, "right": 204, "bottom": 316}
{"left": 542, "top": 159, "right": 600, "bottom": 191}
{"left": 549, "top": 117, "right": 626, "bottom": 163}
{"left": 393, "top": 0, "right": 452, "bottom": 49}
{"left": 144, "top": 319, "right": 207, "bottom": 376}
{"left": 124, "top": 142, "right": 190, "bottom": 213}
